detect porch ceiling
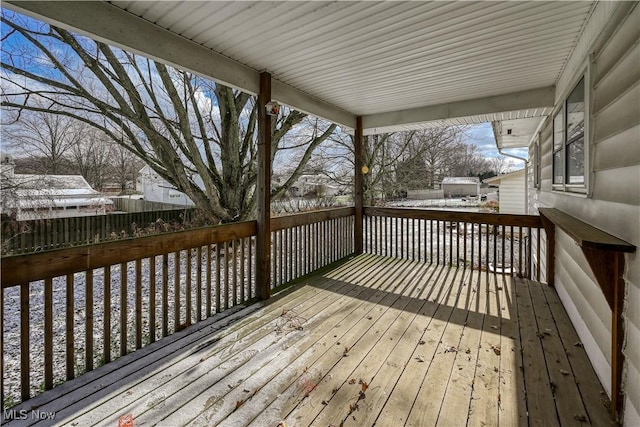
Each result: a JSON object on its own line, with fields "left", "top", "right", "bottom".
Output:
{"left": 5, "top": 1, "right": 596, "bottom": 135}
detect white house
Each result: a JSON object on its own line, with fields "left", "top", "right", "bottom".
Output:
{"left": 483, "top": 169, "right": 526, "bottom": 214}
{"left": 1, "top": 155, "right": 113, "bottom": 220}
{"left": 137, "top": 165, "right": 196, "bottom": 207}
{"left": 282, "top": 173, "right": 342, "bottom": 198}
{"left": 441, "top": 177, "right": 480, "bottom": 197}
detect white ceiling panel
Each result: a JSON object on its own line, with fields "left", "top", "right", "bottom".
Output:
{"left": 4, "top": 0, "right": 611, "bottom": 138}
{"left": 106, "top": 1, "right": 594, "bottom": 117}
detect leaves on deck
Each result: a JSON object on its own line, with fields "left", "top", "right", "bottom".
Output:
{"left": 490, "top": 344, "right": 501, "bottom": 356}
{"left": 444, "top": 345, "right": 458, "bottom": 353}
{"left": 275, "top": 308, "right": 306, "bottom": 334}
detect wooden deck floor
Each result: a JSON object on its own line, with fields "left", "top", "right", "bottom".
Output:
{"left": 4, "top": 254, "right": 613, "bottom": 427}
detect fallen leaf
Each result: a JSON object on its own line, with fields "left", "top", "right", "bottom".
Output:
{"left": 491, "top": 345, "right": 501, "bottom": 356}
{"left": 560, "top": 369, "right": 570, "bottom": 376}
{"left": 349, "top": 378, "right": 356, "bottom": 385}
{"left": 465, "top": 348, "right": 471, "bottom": 354}
{"left": 444, "top": 345, "right": 458, "bottom": 353}
{"left": 418, "top": 340, "right": 426, "bottom": 345}
{"left": 490, "top": 325, "right": 498, "bottom": 330}
{"left": 416, "top": 355, "right": 425, "bottom": 362}
{"left": 359, "top": 380, "right": 369, "bottom": 392}
{"left": 322, "top": 400, "right": 328, "bottom": 405}
{"left": 235, "top": 400, "right": 244, "bottom": 410}
{"left": 574, "top": 414, "right": 587, "bottom": 422}
{"left": 574, "top": 341, "right": 583, "bottom": 347}
{"left": 366, "top": 315, "right": 373, "bottom": 320}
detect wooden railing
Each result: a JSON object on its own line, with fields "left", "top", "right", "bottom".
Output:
{"left": 363, "top": 207, "right": 545, "bottom": 278}
{"left": 1, "top": 221, "right": 257, "bottom": 408}
{"left": 271, "top": 207, "right": 355, "bottom": 288}
{"left": 1, "top": 205, "right": 544, "bottom": 409}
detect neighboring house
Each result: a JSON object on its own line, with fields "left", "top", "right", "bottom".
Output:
{"left": 137, "top": 165, "right": 196, "bottom": 207}
{"left": 493, "top": 5, "right": 639, "bottom": 423}
{"left": 442, "top": 177, "right": 480, "bottom": 197}
{"left": 0, "top": 155, "right": 113, "bottom": 220}
{"left": 274, "top": 173, "right": 343, "bottom": 198}
{"left": 483, "top": 169, "right": 526, "bottom": 214}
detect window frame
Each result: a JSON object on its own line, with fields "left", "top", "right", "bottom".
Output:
{"left": 533, "top": 134, "right": 541, "bottom": 189}
{"left": 551, "top": 65, "right": 591, "bottom": 195}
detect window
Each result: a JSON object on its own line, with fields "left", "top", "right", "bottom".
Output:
{"left": 533, "top": 135, "right": 541, "bottom": 189}
{"left": 552, "top": 76, "right": 587, "bottom": 191}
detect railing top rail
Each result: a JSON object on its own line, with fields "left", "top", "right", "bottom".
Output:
{"left": 364, "top": 206, "right": 543, "bottom": 228}
{"left": 271, "top": 207, "right": 355, "bottom": 231}
{"left": 2, "top": 220, "right": 257, "bottom": 287}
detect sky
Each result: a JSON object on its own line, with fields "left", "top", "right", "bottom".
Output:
{"left": 466, "top": 123, "right": 526, "bottom": 170}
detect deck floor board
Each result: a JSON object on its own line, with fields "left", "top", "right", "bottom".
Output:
{"left": 4, "top": 255, "right": 612, "bottom": 427}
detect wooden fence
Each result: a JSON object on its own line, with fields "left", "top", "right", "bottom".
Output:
{"left": 1, "top": 208, "right": 197, "bottom": 255}
{"left": 110, "top": 197, "right": 192, "bottom": 212}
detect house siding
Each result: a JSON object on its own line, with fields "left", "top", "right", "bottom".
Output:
{"left": 529, "top": 4, "right": 640, "bottom": 424}
{"left": 498, "top": 174, "right": 525, "bottom": 214}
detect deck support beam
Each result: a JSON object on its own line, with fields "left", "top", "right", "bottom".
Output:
{"left": 354, "top": 116, "right": 364, "bottom": 254}
{"left": 256, "top": 72, "right": 272, "bottom": 300}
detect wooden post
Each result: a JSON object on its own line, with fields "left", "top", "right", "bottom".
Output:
{"left": 256, "top": 72, "right": 272, "bottom": 300}
{"left": 354, "top": 116, "right": 364, "bottom": 254}
{"left": 539, "top": 214, "right": 555, "bottom": 286}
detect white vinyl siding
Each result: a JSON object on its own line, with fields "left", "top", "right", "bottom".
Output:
{"left": 530, "top": 4, "right": 640, "bottom": 424}
{"left": 498, "top": 174, "right": 525, "bottom": 214}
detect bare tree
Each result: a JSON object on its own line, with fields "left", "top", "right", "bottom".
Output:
{"left": 109, "top": 142, "right": 144, "bottom": 192}
{"left": 69, "top": 126, "right": 114, "bottom": 190}
{"left": 2, "top": 100, "right": 83, "bottom": 174}
{"left": 1, "top": 10, "right": 336, "bottom": 222}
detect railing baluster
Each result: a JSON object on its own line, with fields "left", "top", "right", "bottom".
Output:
{"left": 197, "top": 246, "right": 202, "bottom": 321}
{"left": 206, "top": 245, "right": 212, "bottom": 316}
{"left": 224, "top": 241, "right": 230, "bottom": 309}
{"left": 86, "top": 269, "right": 94, "bottom": 370}
{"left": 527, "top": 226, "right": 533, "bottom": 279}
{"left": 519, "top": 227, "right": 523, "bottom": 277}
{"left": 240, "top": 239, "right": 246, "bottom": 303}
{"left": 174, "top": 252, "right": 181, "bottom": 332}
{"left": 249, "top": 237, "right": 253, "bottom": 299}
{"left": 21, "top": 282, "right": 30, "bottom": 400}
{"left": 149, "top": 256, "right": 156, "bottom": 344}
{"left": 162, "top": 254, "right": 169, "bottom": 337}
{"left": 233, "top": 240, "right": 238, "bottom": 304}
{"left": 537, "top": 229, "right": 542, "bottom": 281}
{"left": 120, "top": 263, "right": 127, "bottom": 357}
{"left": 215, "top": 243, "right": 221, "bottom": 312}
{"left": 186, "top": 249, "right": 192, "bottom": 326}
{"left": 104, "top": 266, "right": 111, "bottom": 363}
{"left": 66, "top": 273, "right": 75, "bottom": 379}
{"left": 44, "top": 278, "right": 53, "bottom": 389}
{"left": 135, "top": 259, "right": 142, "bottom": 349}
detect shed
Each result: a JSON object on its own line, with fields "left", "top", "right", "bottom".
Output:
{"left": 442, "top": 177, "right": 480, "bottom": 197}
{"left": 483, "top": 169, "right": 526, "bottom": 214}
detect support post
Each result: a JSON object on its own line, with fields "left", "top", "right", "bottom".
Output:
{"left": 539, "top": 214, "right": 555, "bottom": 287}
{"left": 256, "top": 72, "right": 272, "bottom": 300}
{"left": 354, "top": 116, "right": 364, "bottom": 254}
